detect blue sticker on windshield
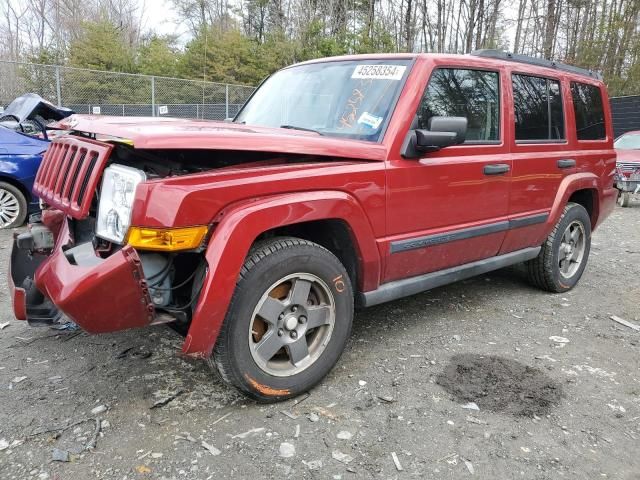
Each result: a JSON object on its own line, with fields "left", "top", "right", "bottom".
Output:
{"left": 357, "top": 112, "right": 383, "bottom": 129}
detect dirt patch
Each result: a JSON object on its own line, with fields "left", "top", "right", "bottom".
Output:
{"left": 436, "top": 353, "right": 564, "bottom": 416}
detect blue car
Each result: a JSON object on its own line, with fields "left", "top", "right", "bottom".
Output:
{"left": 0, "top": 94, "right": 73, "bottom": 228}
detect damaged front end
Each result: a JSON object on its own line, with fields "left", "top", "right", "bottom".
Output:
{"left": 9, "top": 213, "right": 154, "bottom": 332}
{"left": 9, "top": 134, "right": 208, "bottom": 333}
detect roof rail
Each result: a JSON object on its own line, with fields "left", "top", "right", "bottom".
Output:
{"left": 470, "top": 49, "right": 603, "bottom": 80}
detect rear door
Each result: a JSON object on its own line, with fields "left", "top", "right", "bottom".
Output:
{"left": 383, "top": 63, "right": 511, "bottom": 282}
{"left": 500, "top": 71, "right": 574, "bottom": 253}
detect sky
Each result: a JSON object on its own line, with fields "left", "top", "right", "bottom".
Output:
{"left": 139, "top": 0, "right": 190, "bottom": 42}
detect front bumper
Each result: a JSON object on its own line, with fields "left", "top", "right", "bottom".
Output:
{"left": 616, "top": 179, "right": 640, "bottom": 193}
{"left": 9, "top": 217, "right": 155, "bottom": 333}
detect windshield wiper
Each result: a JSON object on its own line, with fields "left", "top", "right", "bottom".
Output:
{"left": 280, "top": 124, "right": 323, "bottom": 135}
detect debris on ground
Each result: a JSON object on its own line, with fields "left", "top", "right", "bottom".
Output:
{"left": 150, "top": 390, "right": 184, "bottom": 409}
{"left": 302, "top": 459, "right": 322, "bottom": 470}
{"left": 336, "top": 431, "right": 353, "bottom": 440}
{"left": 462, "top": 402, "right": 480, "bottom": 411}
{"left": 232, "top": 427, "right": 265, "bottom": 439}
{"left": 391, "top": 451, "right": 403, "bottom": 471}
{"left": 280, "top": 410, "right": 298, "bottom": 419}
{"left": 307, "top": 412, "right": 320, "bottom": 422}
{"left": 211, "top": 412, "right": 232, "bottom": 425}
{"left": 549, "top": 336, "right": 570, "bottom": 345}
{"left": 463, "top": 458, "right": 475, "bottom": 474}
{"left": 0, "top": 322, "right": 9, "bottom": 330}
{"left": 278, "top": 442, "right": 295, "bottom": 458}
{"left": 90, "top": 405, "right": 107, "bottom": 415}
{"left": 201, "top": 441, "right": 221, "bottom": 456}
{"left": 51, "top": 320, "right": 79, "bottom": 331}
{"left": 135, "top": 465, "right": 151, "bottom": 474}
{"left": 465, "top": 415, "right": 487, "bottom": 425}
{"left": 84, "top": 417, "right": 101, "bottom": 450}
{"left": 51, "top": 448, "right": 70, "bottom": 462}
{"left": 610, "top": 315, "right": 640, "bottom": 332}
{"left": 11, "top": 376, "right": 27, "bottom": 384}
{"left": 332, "top": 450, "right": 354, "bottom": 464}
{"left": 377, "top": 395, "right": 396, "bottom": 403}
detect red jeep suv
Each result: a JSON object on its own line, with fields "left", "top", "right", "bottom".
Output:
{"left": 9, "top": 50, "right": 617, "bottom": 401}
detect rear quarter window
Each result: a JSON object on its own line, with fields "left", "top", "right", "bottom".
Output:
{"left": 512, "top": 74, "right": 564, "bottom": 141}
{"left": 570, "top": 82, "right": 606, "bottom": 140}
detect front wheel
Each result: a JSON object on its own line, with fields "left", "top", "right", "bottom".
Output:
{"left": 527, "top": 202, "right": 591, "bottom": 293}
{"left": 211, "top": 237, "right": 353, "bottom": 402}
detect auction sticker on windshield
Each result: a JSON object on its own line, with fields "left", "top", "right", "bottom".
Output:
{"left": 351, "top": 64, "right": 406, "bottom": 81}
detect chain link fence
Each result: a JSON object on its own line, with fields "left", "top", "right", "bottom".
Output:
{"left": 0, "top": 60, "right": 256, "bottom": 120}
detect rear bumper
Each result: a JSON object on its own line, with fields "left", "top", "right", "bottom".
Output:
{"left": 9, "top": 217, "right": 155, "bottom": 333}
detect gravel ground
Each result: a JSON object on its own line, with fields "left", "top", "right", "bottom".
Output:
{"left": 0, "top": 204, "right": 639, "bottom": 480}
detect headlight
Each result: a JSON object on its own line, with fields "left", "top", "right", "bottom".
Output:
{"left": 96, "top": 164, "right": 146, "bottom": 243}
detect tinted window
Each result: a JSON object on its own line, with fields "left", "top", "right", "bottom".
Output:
{"left": 571, "top": 82, "right": 606, "bottom": 140}
{"left": 512, "top": 74, "right": 564, "bottom": 141}
{"left": 417, "top": 68, "right": 499, "bottom": 141}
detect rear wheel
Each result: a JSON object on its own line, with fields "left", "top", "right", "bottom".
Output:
{"left": 618, "top": 191, "right": 631, "bottom": 207}
{"left": 211, "top": 237, "right": 353, "bottom": 402}
{"left": 0, "top": 182, "right": 27, "bottom": 229}
{"left": 527, "top": 202, "right": 591, "bottom": 293}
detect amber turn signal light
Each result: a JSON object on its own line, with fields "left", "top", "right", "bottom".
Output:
{"left": 126, "top": 226, "right": 208, "bottom": 251}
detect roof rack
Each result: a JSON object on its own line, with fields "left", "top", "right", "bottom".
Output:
{"left": 470, "top": 49, "right": 603, "bottom": 80}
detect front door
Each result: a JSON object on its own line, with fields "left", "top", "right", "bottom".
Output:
{"left": 383, "top": 65, "right": 511, "bottom": 283}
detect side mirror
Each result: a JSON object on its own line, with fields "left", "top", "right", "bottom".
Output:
{"left": 401, "top": 116, "right": 468, "bottom": 158}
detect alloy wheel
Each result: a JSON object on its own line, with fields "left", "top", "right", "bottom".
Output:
{"left": 0, "top": 188, "right": 20, "bottom": 228}
{"left": 248, "top": 273, "right": 336, "bottom": 377}
{"left": 558, "top": 220, "right": 586, "bottom": 279}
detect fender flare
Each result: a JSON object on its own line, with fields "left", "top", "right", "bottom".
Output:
{"left": 182, "top": 190, "right": 380, "bottom": 357}
{"left": 546, "top": 173, "right": 600, "bottom": 231}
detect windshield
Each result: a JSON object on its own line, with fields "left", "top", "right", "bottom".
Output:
{"left": 615, "top": 133, "right": 640, "bottom": 150}
{"left": 235, "top": 59, "right": 412, "bottom": 142}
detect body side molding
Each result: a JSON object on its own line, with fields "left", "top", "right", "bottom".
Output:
{"left": 390, "top": 213, "right": 548, "bottom": 254}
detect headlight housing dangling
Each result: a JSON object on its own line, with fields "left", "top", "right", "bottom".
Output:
{"left": 95, "top": 164, "right": 146, "bottom": 244}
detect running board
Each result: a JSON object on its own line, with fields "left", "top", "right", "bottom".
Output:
{"left": 359, "top": 247, "right": 541, "bottom": 307}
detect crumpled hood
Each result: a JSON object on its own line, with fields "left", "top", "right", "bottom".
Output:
{"left": 50, "top": 114, "right": 387, "bottom": 161}
{"left": 1, "top": 93, "right": 74, "bottom": 124}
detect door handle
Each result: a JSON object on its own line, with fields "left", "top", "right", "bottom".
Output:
{"left": 483, "top": 164, "right": 510, "bottom": 175}
{"left": 557, "top": 159, "right": 576, "bottom": 169}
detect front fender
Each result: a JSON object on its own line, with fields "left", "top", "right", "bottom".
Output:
{"left": 182, "top": 190, "right": 380, "bottom": 357}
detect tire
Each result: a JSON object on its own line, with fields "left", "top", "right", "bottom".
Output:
{"left": 0, "top": 181, "right": 27, "bottom": 229}
{"left": 618, "top": 191, "right": 631, "bottom": 208}
{"left": 527, "top": 202, "right": 591, "bottom": 293}
{"left": 211, "top": 237, "right": 354, "bottom": 402}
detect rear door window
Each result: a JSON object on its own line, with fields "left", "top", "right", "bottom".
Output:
{"left": 512, "top": 74, "right": 564, "bottom": 141}
{"left": 570, "top": 82, "right": 606, "bottom": 140}
{"left": 417, "top": 68, "right": 500, "bottom": 142}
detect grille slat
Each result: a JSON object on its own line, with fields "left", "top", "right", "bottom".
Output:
{"left": 34, "top": 137, "right": 113, "bottom": 219}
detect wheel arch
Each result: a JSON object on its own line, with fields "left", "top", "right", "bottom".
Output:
{"left": 255, "top": 219, "right": 360, "bottom": 294}
{"left": 0, "top": 174, "right": 32, "bottom": 204}
{"left": 547, "top": 173, "right": 602, "bottom": 234}
{"left": 567, "top": 188, "right": 598, "bottom": 228}
{"left": 182, "top": 190, "right": 381, "bottom": 358}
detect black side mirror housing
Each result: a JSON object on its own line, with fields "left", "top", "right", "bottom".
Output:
{"left": 401, "top": 116, "right": 468, "bottom": 158}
